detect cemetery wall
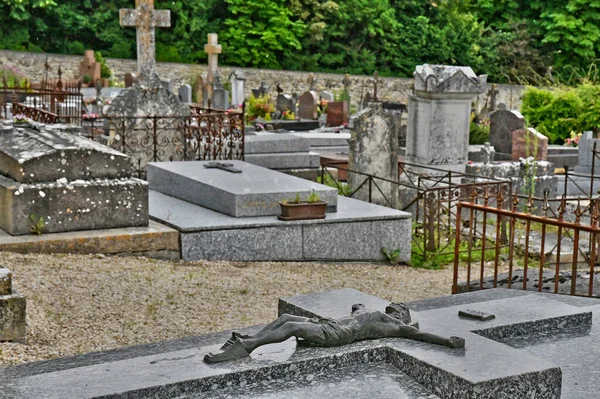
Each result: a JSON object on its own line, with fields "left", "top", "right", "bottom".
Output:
{"left": 0, "top": 50, "right": 524, "bottom": 111}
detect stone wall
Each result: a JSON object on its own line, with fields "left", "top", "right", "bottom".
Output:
{"left": 0, "top": 49, "right": 525, "bottom": 111}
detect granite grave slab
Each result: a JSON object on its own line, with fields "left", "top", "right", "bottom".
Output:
{"left": 4, "top": 289, "right": 599, "bottom": 398}
{"left": 147, "top": 161, "right": 338, "bottom": 217}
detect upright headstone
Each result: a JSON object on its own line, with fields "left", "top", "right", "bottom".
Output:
{"left": 119, "top": 0, "right": 170, "bottom": 85}
{"left": 348, "top": 102, "right": 398, "bottom": 207}
{"left": 320, "top": 91, "right": 334, "bottom": 103}
{"left": 326, "top": 101, "right": 349, "bottom": 127}
{"left": 229, "top": 70, "right": 246, "bottom": 107}
{"left": 575, "top": 131, "right": 600, "bottom": 174}
{"left": 211, "top": 74, "right": 229, "bottom": 110}
{"left": 252, "top": 82, "right": 270, "bottom": 99}
{"left": 511, "top": 128, "right": 548, "bottom": 161}
{"left": 204, "top": 33, "right": 222, "bottom": 106}
{"left": 405, "top": 64, "right": 487, "bottom": 174}
{"left": 298, "top": 91, "right": 318, "bottom": 120}
{"left": 178, "top": 84, "right": 192, "bottom": 104}
{"left": 124, "top": 73, "right": 135, "bottom": 88}
{"left": 490, "top": 109, "right": 526, "bottom": 156}
{"left": 160, "top": 79, "right": 173, "bottom": 93}
{"left": 276, "top": 94, "right": 295, "bottom": 113}
{"left": 79, "top": 50, "right": 101, "bottom": 84}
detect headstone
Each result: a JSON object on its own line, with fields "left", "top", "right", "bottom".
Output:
{"left": 574, "top": 131, "right": 600, "bottom": 174}
{"left": 276, "top": 94, "right": 295, "bottom": 114}
{"left": 320, "top": 90, "right": 334, "bottom": 103}
{"left": 211, "top": 74, "right": 229, "bottom": 110}
{"left": 361, "top": 91, "right": 372, "bottom": 110}
{"left": 178, "top": 84, "right": 192, "bottom": 104}
{"left": 119, "top": 0, "right": 171, "bottom": 85}
{"left": 326, "top": 101, "right": 349, "bottom": 127}
{"left": 0, "top": 267, "right": 26, "bottom": 342}
{"left": 298, "top": 91, "right": 318, "bottom": 120}
{"left": 348, "top": 102, "right": 398, "bottom": 207}
{"left": 124, "top": 73, "right": 135, "bottom": 88}
{"left": 0, "top": 121, "right": 148, "bottom": 235}
{"left": 204, "top": 33, "right": 222, "bottom": 106}
{"left": 252, "top": 82, "right": 270, "bottom": 99}
{"left": 160, "top": 79, "right": 173, "bottom": 93}
{"left": 79, "top": 50, "right": 101, "bottom": 84}
{"left": 511, "top": 128, "right": 548, "bottom": 161}
{"left": 307, "top": 72, "right": 317, "bottom": 91}
{"left": 229, "top": 70, "right": 246, "bottom": 107}
{"left": 490, "top": 109, "right": 526, "bottom": 156}
{"left": 406, "top": 64, "right": 487, "bottom": 174}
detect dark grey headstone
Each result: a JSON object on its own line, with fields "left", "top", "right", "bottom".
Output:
{"left": 212, "top": 88, "right": 229, "bottom": 110}
{"left": 298, "top": 91, "right": 318, "bottom": 120}
{"left": 276, "top": 94, "right": 295, "bottom": 113}
{"left": 178, "top": 84, "right": 192, "bottom": 104}
{"left": 489, "top": 109, "right": 525, "bottom": 155}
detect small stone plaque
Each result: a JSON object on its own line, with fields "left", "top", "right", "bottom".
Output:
{"left": 458, "top": 309, "right": 496, "bottom": 321}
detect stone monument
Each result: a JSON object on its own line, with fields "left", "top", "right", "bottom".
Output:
{"left": 490, "top": 109, "right": 526, "bottom": 158}
{"left": 511, "top": 127, "right": 548, "bottom": 161}
{"left": 229, "top": 70, "right": 246, "bottom": 107}
{"left": 348, "top": 102, "right": 398, "bottom": 207}
{"left": 298, "top": 91, "right": 318, "bottom": 120}
{"left": 204, "top": 33, "right": 222, "bottom": 107}
{"left": 108, "top": 0, "right": 190, "bottom": 171}
{"left": 405, "top": 64, "right": 487, "bottom": 174}
{"left": 0, "top": 267, "right": 26, "bottom": 342}
{"left": 78, "top": 50, "right": 101, "bottom": 85}
{"left": 211, "top": 73, "right": 229, "bottom": 110}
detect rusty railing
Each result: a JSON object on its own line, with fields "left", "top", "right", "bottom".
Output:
{"left": 453, "top": 190, "right": 600, "bottom": 297}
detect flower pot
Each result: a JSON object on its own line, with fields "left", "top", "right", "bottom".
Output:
{"left": 278, "top": 201, "right": 328, "bottom": 221}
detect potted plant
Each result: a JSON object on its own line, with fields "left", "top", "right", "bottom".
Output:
{"left": 278, "top": 190, "right": 328, "bottom": 221}
{"left": 12, "top": 114, "right": 31, "bottom": 128}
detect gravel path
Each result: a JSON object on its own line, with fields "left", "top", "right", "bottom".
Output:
{"left": 0, "top": 252, "right": 485, "bottom": 366}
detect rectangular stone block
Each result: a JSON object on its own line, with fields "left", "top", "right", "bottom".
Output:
{"left": 303, "top": 218, "right": 411, "bottom": 262}
{"left": 244, "top": 152, "right": 320, "bottom": 170}
{"left": 147, "top": 161, "right": 337, "bottom": 217}
{"left": 181, "top": 225, "right": 303, "bottom": 261}
{"left": 0, "top": 268, "right": 11, "bottom": 295}
{"left": 0, "top": 174, "right": 148, "bottom": 236}
{"left": 0, "top": 290, "right": 26, "bottom": 342}
{"left": 244, "top": 135, "right": 310, "bottom": 154}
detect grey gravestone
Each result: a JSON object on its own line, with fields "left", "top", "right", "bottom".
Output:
{"left": 211, "top": 75, "right": 229, "bottom": 110}
{"left": 406, "top": 64, "right": 487, "bottom": 174}
{"left": 252, "top": 82, "right": 270, "bottom": 99}
{"left": 147, "top": 160, "right": 337, "bottom": 217}
{"left": 178, "top": 84, "right": 192, "bottom": 104}
{"left": 229, "top": 70, "right": 246, "bottom": 107}
{"left": 276, "top": 94, "right": 295, "bottom": 113}
{"left": 320, "top": 90, "right": 334, "bottom": 103}
{"left": 160, "top": 79, "right": 173, "bottom": 93}
{"left": 348, "top": 102, "right": 398, "bottom": 207}
{"left": 298, "top": 91, "right": 318, "bottom": 120}
{"left": 575, "top": 131, "right": 600, "bottom": 174}
{"left": 489, "top": 109, "right": 526, "bottom": 156}
{"left": 0, "top": 121, "right": 148, "bottom": 235}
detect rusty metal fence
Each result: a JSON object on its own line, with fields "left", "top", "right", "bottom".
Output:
{"left": 453, "top": 190, "right": 600, "bottom": 297}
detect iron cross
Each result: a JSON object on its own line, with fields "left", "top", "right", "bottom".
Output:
{"left": 119, "top": 0, "right": 170, "bottom": 84}
{"left": 203, "top": 162, "right": 242, "bottom": 173}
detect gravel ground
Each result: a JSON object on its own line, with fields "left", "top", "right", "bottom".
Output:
{"left": 0, "top": 252, "right": 496, "bottom": 366}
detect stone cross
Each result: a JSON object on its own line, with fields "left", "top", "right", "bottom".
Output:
{"left": 342, "top": 74, "right": 352, "bottom": 90}
{"left": 119, "top": 0, "right": 170, "bottom": 85}
{"left": 205, "top": 34, "right": 222, "bottom": 87}
{"left": 366, "top": 72, "right": 384, "bottom": 102}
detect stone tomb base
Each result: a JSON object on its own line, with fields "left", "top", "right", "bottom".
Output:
{"left": 0, "top": 174, "right": 148, "bottom": 236}
{"left": 0, "top": 268, "right": 26, "bottom": 342}
{"left": 4, "top": 288, "right": 600, "bottom": 398}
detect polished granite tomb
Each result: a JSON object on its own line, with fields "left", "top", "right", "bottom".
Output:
{"left": 148, "top": 161, "right": 411, "bottom": 262}
{"left": 1, "top": 288, "right": 598, "bottom": 398}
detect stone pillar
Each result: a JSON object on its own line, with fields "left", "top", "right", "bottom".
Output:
{"left": 0, "top": 268, "right": 26, "bottom": 342}
{"left": 575, "top": 131, "right": 600, "bottom": 174}
{"left": 405, "top": 64, "right": 487, "bottom": 174}
{"left": 348, "top": 102, "right": 398, "bottom": 207}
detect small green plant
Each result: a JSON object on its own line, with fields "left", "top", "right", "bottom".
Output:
{"left": 82, "top": 74, "right": 92, "bottom": 85}
{"left": 94, "top": 51, "right": 112, "bottom": 79}
{"left": 307, "top": 190, "right": 321, "bottom": 203}
{"left": 317, "top": 174, "right": 352, "bottom": 196}
{"left": 381, "top": 247, "right": 402, "bottom": 265}
{"left": 29, "top": 214, "right": 46, "bottom": 235}
{"left": 247, "top": 93, "right": 274, "bottom": 121}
